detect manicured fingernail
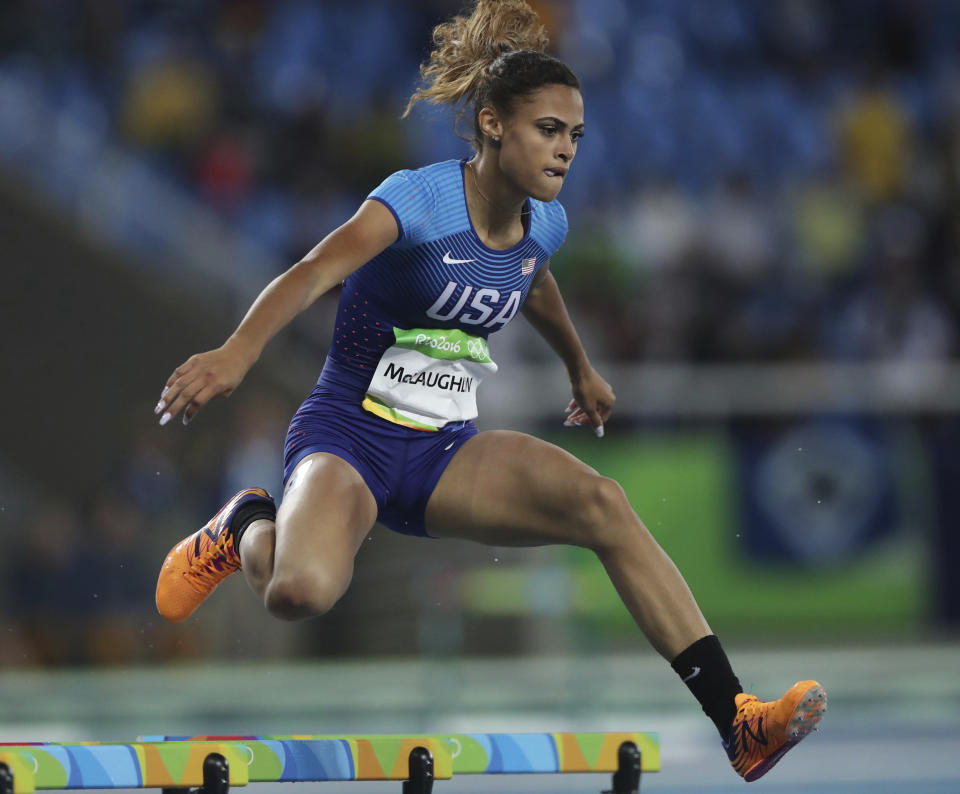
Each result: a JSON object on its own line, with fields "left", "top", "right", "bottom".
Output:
{"left": 161, "top": 386, "right": 169, "bottom": 398}
{"left": 182, "top": 414, "right": 191, "bottom": 426}
{"left": 563, "top": 419, "right": 573, "bottom": 427}
{"left": 594, "top": 425, "right": 604, "bottom": 438}
{"left": 154, "top": 400, "right": 166, "bottom": 415}
{"left": 159, "top": 412, "right": 171, "bottom": 426}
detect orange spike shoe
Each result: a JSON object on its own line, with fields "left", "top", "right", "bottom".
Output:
{"left": 725, "top": 680, "right": 827, "bottom": 782}
{"left": 156, "top": 487, "right": 275, "bottom": 622}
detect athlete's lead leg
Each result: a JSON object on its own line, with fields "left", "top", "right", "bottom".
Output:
{"left": 424, "top": 429, "right": 711, "bottom": 660}
{"left": 425, "top": 429, "right": 826, "bottom": 782}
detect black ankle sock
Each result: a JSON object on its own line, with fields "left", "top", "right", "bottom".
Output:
{"left": 671, "top": 634, "right": 743, "bottom": 739}
{"left": 229, "top": 500, "right": 276, "bottom": 555}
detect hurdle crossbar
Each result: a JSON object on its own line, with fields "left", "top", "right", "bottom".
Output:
{"left": 0, "top": 738, "right": 452, "bottom": 789}
{"left": 0, "top": 743, "right": 249, "bottom": 793}
{"left": 0, "top": 732, "right": 659, "bottom": 794}
{"left": 143, "top": 733, "right": 660, "bottom": 776}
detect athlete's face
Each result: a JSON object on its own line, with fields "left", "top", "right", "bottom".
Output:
{"left": 496, "top": 84, "right": 584, "bottom": 202}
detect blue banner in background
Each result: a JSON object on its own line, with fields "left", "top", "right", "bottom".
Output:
{"left": 732, "top": 417, "right": 898, "bottom": 566}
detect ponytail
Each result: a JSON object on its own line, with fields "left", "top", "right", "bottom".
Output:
{"left": 403, "top": 0, "right": 578, "bottom": 149}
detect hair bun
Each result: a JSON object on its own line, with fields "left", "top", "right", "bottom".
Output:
{"left": 404, "top": 0, "right": 548, "bottom": 117}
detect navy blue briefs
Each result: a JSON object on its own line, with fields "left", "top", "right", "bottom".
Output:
{"left": 283, "top": 385, "right": 477, "bottom": 537}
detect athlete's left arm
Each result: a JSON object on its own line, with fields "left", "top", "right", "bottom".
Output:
{"left": 521, "top": 263, "right": 615, "bottom": 436}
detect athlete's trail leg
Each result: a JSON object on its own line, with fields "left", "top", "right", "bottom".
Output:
{"left": 240, "top": 452, "right": 377, "bottom": 620}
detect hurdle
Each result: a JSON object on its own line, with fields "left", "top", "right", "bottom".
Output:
{"left": 0, "top": 732, "right": 659, "bottom": 794}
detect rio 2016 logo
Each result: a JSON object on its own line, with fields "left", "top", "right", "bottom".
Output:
{"left": 411, "top": 333, "right": 489, "bottom": 362}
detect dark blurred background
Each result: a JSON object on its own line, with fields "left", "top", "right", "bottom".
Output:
{"left": 1, "top": 0, "right": 959, "bottom": 673}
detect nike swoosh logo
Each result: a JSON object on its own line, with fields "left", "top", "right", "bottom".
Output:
{"left": 443, "top": 251, "right": 477, "bottom": 265}
{"left": 682, "top": 666, "right": 701, "bottom": 682}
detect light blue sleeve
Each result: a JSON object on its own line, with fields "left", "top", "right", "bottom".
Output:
{"left": 531, "top": 199, "right": 569, "bottom": 258}
{"left": 367, "top": 169, "right": 436, "bottom": 247}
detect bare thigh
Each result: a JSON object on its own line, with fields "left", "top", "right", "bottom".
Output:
{"left": 424, "top": 430, "right": 712, "bottom": 658}
{"left": 424, "top": 430, "right": 621, "bottom": 547}
{"left": 265, "top": 451, "right": 378, "bottom": 618}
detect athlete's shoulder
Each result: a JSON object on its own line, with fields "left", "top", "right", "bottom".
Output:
{"left": 368, "top": 160, "right": 469, "bottom": 247}
{"left": 372, "top": 160, "right": 460, "bottom": 199}
{"left": 528, "top": 196, "right": 568, "bottom": 256}
{"left": 368, "top": 161, "right": 453, "bottom": 245}
{"left": 409, "top": 158, "right": 462, "bottom": 183}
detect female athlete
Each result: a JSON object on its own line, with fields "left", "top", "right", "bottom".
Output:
{"left": 152, "top": 0, "right": 825, "bottom": 781}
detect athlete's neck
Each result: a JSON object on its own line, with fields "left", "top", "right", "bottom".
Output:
{"left": 465, "top": 156, "right": 528, "bottom": 249}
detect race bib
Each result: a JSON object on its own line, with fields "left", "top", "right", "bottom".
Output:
{"left": 362, "top": 328, "right": 498, "bottom": 431}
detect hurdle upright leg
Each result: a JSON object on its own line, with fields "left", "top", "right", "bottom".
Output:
{"left": 161, "top": 752, "right": 230, "bottom": 794}
{"left": 606, "top": 741, "right": 642, "bottom": 794}
{"left": 402, "top": 746, "right": 433, "bottom": 794}
{"left": 0, "top": 763, "right": 12, "bottom": 794}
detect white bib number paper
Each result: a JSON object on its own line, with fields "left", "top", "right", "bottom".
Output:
{"left": 362, "top": 328, "right": 498, "bottom": 431}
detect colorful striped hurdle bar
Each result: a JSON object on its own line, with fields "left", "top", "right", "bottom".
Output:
{"left": 0, "top": 732, "right": 659, "bottom": 794}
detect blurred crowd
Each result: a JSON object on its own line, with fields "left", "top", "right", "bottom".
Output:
{"left": 0, "top": 392, "right": 294, "bottom": 667}
{"left": 3, "top": 0, "right": 960, "bottom": 363}
{"left": 3, "top": 0, "right": 960, "bottom": 665}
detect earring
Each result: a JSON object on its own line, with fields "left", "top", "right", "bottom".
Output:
{"left": 493, "top": 135, "right": 500, "bottom": 142}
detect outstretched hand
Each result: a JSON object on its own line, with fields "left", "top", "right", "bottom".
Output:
{"left": 154, "top": 343, "right": 252, "bottom": 426}
{"left": 564, "top": 366, "right": 615, "bottom": 438}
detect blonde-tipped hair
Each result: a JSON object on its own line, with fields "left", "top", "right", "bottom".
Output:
{"left": 403, "top": 0, "right": 550, "bottom": 119}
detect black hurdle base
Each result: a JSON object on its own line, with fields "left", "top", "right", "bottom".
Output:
{"left": 606, "top": 741, "right": 642, "bottom": 794}
{"left": 162, "top": 752, "right": 229, "bottom": 794}
{"left": 403, "top": 746, "right": 434, "bottom": 794}
{"left": 0, "top": 762, "right": 13, "bottom": 794}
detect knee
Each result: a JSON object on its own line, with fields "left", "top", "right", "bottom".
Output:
{"left": 264, "top": 568, "right": 351, "bottom": 621}
{"left": 579, "top": 475, "right": 637, "bottom": 550}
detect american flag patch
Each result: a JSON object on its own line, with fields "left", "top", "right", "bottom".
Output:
{"left": 521, "top": 257, "right": 536, "bottom": 275}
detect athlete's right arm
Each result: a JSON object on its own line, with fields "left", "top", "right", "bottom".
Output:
{"left": 155, "top": 199, "right": 399, "bottom": 426}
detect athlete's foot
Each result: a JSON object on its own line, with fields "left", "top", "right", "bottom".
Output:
{"left": 724, "top": 680, "right": 827, "bottom": 782}
{"left": 155, "top": 487, "right": 275, "bottom": 622}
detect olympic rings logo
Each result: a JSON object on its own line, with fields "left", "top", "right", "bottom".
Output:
{"left": 466, "top": 339, "right": 486, "bottom": 360}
